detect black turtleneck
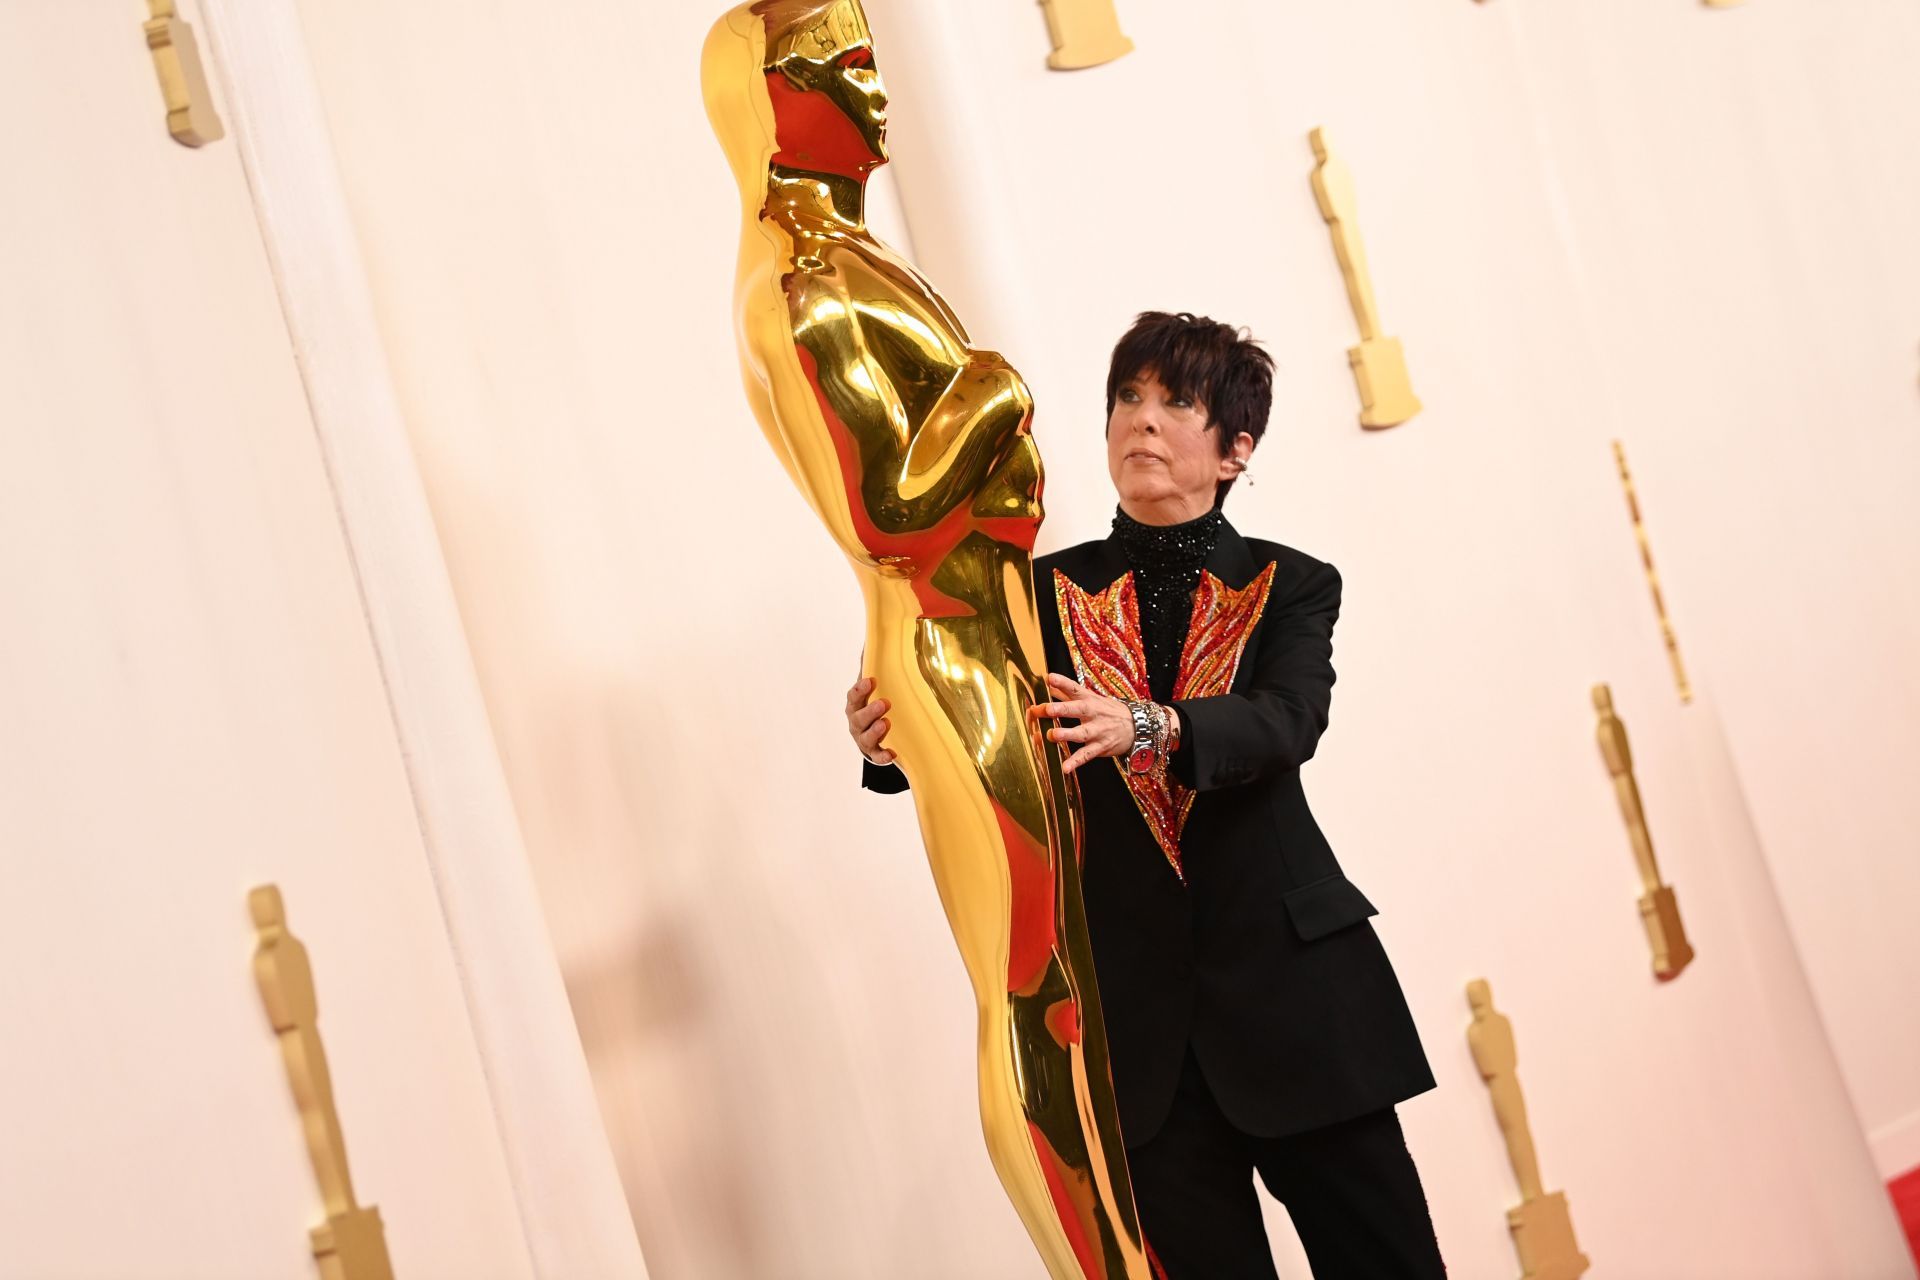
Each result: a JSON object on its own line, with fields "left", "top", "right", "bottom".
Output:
{"left": 1111, "top": 506, "right": 1224, "bottom": 704}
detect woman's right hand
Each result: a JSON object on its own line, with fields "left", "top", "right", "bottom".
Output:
{"left": 846, "top": 676, "right": 896, "bottom": 766}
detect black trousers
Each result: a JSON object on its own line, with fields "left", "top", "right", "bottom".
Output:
{"left": 1130, "top": 1049, "right": 1446, "bottom": 1279}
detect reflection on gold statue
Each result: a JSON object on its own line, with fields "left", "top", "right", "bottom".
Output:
{"left": 1611, "top": 441, "right": 1692, "bottom": 704}
{"left": 1309, "top": 127, "right": 1421, "bottom": 430}
{"left": 1467, "top": 980, "right": 1591, "bottom": 1280}
{"left": 1593, "top": 684, "right": 1696, "bottom": 980}
{"left": 701, "top": 4, "right": 1148, "bottom": 1275}
{"left": 1039, "top": 0, "right": 1136, "bottom": 71}
{"left": 250, "top": 885, "right": 394, "bottom": 1280}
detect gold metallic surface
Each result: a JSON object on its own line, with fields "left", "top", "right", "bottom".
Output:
{"left": 250, "top": 886, "right": 395, "bottom": 1280}
{"left": 144, "top": 0, "right": 224, "bottom": 148}
{"left": 1039, "top": 0, "right": 1135, "bottom": 71}
{"left": 1592, "top": 685, "right": 1696, "bottom": 981}
{"left": 1467, "top": 980, "right": 1593, "bottom": 1280}
{"left": 1611, "top": 441, "right": 1692, "bottom": 704}
{"left": 1309, "top": 128, "right": 1420, "bottom": 430}
{"left": 702, "top": 5, "right": 1147, "bottom": 1275}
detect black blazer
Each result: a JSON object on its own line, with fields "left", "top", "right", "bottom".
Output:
{"left": 865, "top": 521, "right": 1434, "bottom": 1146}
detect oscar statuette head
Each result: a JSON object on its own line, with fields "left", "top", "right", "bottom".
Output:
{"left": 704, "top": 0, "right": 889, "bottom": 207}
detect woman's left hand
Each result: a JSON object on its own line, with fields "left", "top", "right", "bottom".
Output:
{"left": 1030, "top": 673, "right": 1135, "bottom": 775}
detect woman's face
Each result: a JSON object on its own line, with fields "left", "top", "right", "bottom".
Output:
{"left": 1106, "top": 372, "right": 1250, "bottom": 525}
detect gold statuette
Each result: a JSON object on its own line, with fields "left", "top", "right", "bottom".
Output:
{"left": 1593, "top": 685, "right": 1695, "bottom": 980}
{"left": 1468, "top": 981, "right": 1592, "bottom": 1280}
{"left": 1309, "top": 127, "right": 1420, "bottom": 430}
{"left": 1039, "top": 0, "right": 1136, "bottom": 71}
{"left": 1611, "top": 441, "right": 1691, "bottom": 704}
{"left": 250, "top": 886, "right": 394, "bottom": 1280}
{"left": 702, "top": 4, "right": 1148, "bottom": 1276}
{"left": 143, "top": 0, "right": 224, "bottom": 148}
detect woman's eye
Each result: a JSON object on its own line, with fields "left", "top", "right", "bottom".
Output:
{"left": 1170, "top": 398, "right": 1192, "bottom": 410}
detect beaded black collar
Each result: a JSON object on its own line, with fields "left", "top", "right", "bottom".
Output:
{"left": 1110, "top": 506, "right": 1224, "bottom": 702}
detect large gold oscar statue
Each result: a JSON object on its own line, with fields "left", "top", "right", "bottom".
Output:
{"left": 701, "top": 4, "right": 1148, "bottom": 1276}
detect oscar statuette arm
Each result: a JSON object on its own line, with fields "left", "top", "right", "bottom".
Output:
{"left": 1170, "top": 560, "right": 1341, "bottom": 791}
{"left": 785, "top": 256, "right": 1034, "bottom": 542}
{"left": 739, "top": 260, "right": 1016, "bottom": 545}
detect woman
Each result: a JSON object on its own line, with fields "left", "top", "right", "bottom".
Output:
{"left": 851, "top": 312, "right": 1446, "bottom": 1278}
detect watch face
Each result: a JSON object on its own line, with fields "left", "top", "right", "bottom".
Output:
{"left": 1127, "top": 746, "right": 1155, "bottom": 774}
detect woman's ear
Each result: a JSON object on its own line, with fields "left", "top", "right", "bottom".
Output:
{"left": 1219, "top": 431, "right": 1256, "bottom": 476}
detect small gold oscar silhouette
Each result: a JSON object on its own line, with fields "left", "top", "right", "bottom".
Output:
{"left": 1593, "top": 684, "right": 1695, "bottom": 980}
{"left": 143, "top": 0, "right": 224, "bottom": 147}
{"left": 251, "top": 886, "right": 394, "bottom": 1280}
{"left": 1468, "top": 980, "right": 1591, "bottom": 1280}
{"left": 1310, "top": 127, "right": 1421, "bottom": 430}
{"left": 1611, "top": 442, "right": 1692, "bottom": 704}
{"left": 1039, "top": 0, "right": 1135, "bottom": 70}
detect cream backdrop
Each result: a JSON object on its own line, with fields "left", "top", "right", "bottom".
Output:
{"left": 0, "top": 4, "right": 557, "bottom": 1276}
{"left": 286, "top": 0, "right": 1919, "bottom": 1277}
{"left": 1494, "top": 0, "right": 1920, "bottom": 1181}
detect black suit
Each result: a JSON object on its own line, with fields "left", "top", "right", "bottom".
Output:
{"left": 865, "top": 521, "right": 1442, "bottom": 1277}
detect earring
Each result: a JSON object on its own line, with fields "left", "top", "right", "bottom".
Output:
{"left": 1239, "top": 459, "right": 1253, "bottom": 486}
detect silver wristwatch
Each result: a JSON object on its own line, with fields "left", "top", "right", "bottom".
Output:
{"left": 1125, "top": 700, "right": 1158, "bottom": 774}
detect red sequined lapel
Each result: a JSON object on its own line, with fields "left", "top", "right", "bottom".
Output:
{"left": 1053, "top": 562, "right": 1276, "bottom": 881}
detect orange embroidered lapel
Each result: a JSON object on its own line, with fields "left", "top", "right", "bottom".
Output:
{"left": 1053, "top": 563, "right": 1277, "bottom": 881}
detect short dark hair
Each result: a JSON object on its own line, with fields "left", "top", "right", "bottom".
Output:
{"left": 1105, "top": 311, "right": 1274, "bottom": 506}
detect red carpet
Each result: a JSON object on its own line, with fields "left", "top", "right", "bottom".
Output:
{"left": 1892, "top": 1165, "right": 1920, "bottom": 1269}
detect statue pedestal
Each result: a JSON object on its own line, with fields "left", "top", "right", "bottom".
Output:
{"left": 1639, "top": 883, "right": 1695, "bottom": 980}
{"left": 1506, "top": 1192, "right": 1590, "bottom": 1280}
{"left": 310, "top": 1205, "right": 393, "bottom": 1280}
